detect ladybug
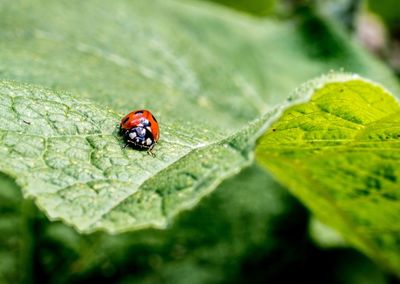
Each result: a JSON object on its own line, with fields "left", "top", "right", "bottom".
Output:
{"left": 119, "top": 110, "right": 159, "bottom": 155}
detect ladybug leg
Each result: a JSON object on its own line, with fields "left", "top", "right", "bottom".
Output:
{"left": 118, "top": 125, "right": 124, "bottom": 135}
{"left": 123, "top": 138, "right": 132, "bottom": 149}
{"left": 147, "top": 143, "right": 156, "bottom": 157}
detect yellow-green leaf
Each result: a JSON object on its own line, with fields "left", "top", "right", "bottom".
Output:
{"left": 256, "top": 74, "right": 400, "bottom": 275}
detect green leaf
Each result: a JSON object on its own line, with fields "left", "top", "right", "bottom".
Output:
{"left": 256, "top": 74, "right": 400, "bottom": 275}
{"left": 0, "top": 80, "right": 270, "bottom": 233}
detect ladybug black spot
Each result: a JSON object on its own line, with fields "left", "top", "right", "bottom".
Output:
{"left": 123, "top": 117, "right": 130, "bottom": 124}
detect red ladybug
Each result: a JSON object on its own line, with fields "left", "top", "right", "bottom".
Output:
{"left": 119, "top": 110, "right": 159, "bottom": 154}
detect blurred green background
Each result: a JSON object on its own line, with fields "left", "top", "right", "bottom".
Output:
{"left": 205, "top": 0, "right": 400, "bottom": 77}
{"left": 1, "top": 0, "right": 400, "bottom": 283}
